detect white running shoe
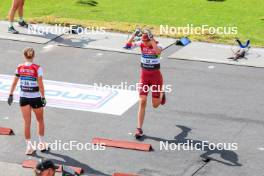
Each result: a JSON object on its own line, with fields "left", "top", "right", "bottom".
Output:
{"left": 25, "top": 145, "right": 36, "bottom": 155}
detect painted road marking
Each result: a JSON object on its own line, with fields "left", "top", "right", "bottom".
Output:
{"left": 0, "top": 116, "right": 9, "bottom": 120}
{"left": 2, "top": 117, "right": 9, "bottom": 120}
{"left": 0, "top": 74, "right": 138, "bottom": 116}
{"left": 208, "top": 65, "right": 215, "bottom": 69}
{"left": 258, "top": 147, "right": 264, "bottom": 151}
{"left": 96, "top": 53, "right": 103, "bottom": 57}
{"left": 41, "top": 44, "right": 57, "bottom": 53}
{"left": 43, "top": 44, "right": 56, "bottom": 49}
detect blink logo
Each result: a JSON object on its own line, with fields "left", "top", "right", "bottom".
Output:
{"left": 45, "top": 90, "right": 101, "bottom": 101}
{"left": 0, "top": 74, "right": 139, "bottom": 115}
{"left": 0, "top": 81, "right": 104, "bottom": 102}
{"left": 0, "top": 75, "right": 117, "bottom": 110}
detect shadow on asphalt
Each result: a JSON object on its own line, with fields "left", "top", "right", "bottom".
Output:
{"left": 56, "top": 36, "right": 98, "bottom": 48}
{"left": 138, "top": 125, "right": 242, "bottom": 166}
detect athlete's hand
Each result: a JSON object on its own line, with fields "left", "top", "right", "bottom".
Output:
{"left": 145, "top": 29, "right": 153, "bottom": 40}
{"left": 41, "top": 97, "right": 47, "bottom": 107}
{"left": 134, "top": 28, "right": 142, "bottom": 37}
{"left": 7, "top": 95, "right": 13, "bottom": 106}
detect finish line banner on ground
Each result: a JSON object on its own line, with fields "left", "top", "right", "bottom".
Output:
{"left": 0, "top": 74, "right": 138, "bottom": 116}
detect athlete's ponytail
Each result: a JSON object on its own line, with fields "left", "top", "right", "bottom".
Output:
{"left": 23, "top": 47, "right": 35, "bottom": 60}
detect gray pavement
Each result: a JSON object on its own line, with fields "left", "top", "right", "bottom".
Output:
{"left": 169, "top": 42, "right": 264, "bottom": 68}
{"left": 0, "top": 21, "right": 66, "bottom": 44}
{"left": 58, "top": 31, "right": 176, "bottom": 54}
{"left": 0, "top": 30, "right": 264, "bottom": 176}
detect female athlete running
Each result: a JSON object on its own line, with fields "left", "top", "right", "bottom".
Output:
{"left": 8, "top": 48, "right": 48, "bottom": 155}
{"left": 125, "top": 29, "right": 166, "bottom": 138}
{"left": 8, "top": 0, "right": 28, "bottom": 34}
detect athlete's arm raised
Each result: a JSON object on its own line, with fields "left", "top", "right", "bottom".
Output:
{"left": 124, "top": 29, "right": 142, "bottom": 49}
{"left": 127, "top": 28, "right": 141, "bottom": 44}
{"left": 150, "top": 39, "right": 161, "bottom": 55}
{"left": 147, "top": 30, "right": 161, "bottom": 54}
{"left": 127, "top": 33, "right": 136, "bottom": 45}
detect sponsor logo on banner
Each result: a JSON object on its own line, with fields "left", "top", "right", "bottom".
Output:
{"left": 0, "top": 74, "right": 138, "bottom": 115}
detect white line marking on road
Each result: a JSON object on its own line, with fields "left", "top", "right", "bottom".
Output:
{"left": 41, "top": 44, "right": 56, "bottom": 52}
{"left": 2, "top": 117, "right": 9, "bottom": 120}
{"left": 258, "top": 147, "right": 264, "bottom": 151}
{"left": 43, "top": 44, "right": 55, "bottom": 49}
{"left": 208, "top": 65, "right": 215, "bottom": 69}
{"left": 96, "top": 53, "right": 103, "bottom": 56}
{"left": 128, "top": 132, "right": 133, "bottom": 135}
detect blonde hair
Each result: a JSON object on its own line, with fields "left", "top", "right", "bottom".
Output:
{"left": 23, "top": 48, "right": 35, "bottom": 59}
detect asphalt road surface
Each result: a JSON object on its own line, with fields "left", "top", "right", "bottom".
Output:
{"left": 0, "top": 38, "right": 263, "bottom": 176}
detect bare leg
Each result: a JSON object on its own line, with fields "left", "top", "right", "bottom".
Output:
{"left": 137, "top": 95, "right": 147, "bottom": 129}
{"left": 152, "top": 91, "right": 164, "bottom": 108}
{"left": 32, "top": 107, "right": 45, "bottom": 137}
{"left": 33, "top": 106, "right": 48, "bottom": 151}
{"left": 8, "top": 0, "right": 20, "bottom": 25}
{"left": 18, "top": 0, "right": 25, "bottom": 19}
{"left": 20, "top": 105, "right": 32, "bottom": 139}
{"left": 152, "top": 75, "right": 165, "bottom": 107}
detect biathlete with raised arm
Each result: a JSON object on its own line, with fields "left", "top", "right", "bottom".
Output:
{"left": 125, "top": 29, "right": 166, "bottom": 138}
{"left": 8, "top": 48, "right": 48, "bottom": 155}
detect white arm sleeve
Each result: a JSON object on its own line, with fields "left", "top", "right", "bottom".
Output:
{"left": 15, "top": 68, "right": 18, "bottom": 75}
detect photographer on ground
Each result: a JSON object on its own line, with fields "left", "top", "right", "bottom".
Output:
{"left": 34, "top": 159, "right": 79, "bottom": 176}
{"left": 35, "top": 159, "right": 58, "bottom": 176}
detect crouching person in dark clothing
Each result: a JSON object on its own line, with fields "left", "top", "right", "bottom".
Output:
{"left": 35, "top": 159, "right": 58, "bottom": 176}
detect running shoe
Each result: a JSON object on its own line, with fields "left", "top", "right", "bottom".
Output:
{"left": 135, "top": 128, "right": 144, "bottom": 139}
{"left": 25, "top": 145, "right": 36, "bottom": 155}
{"left": 38, "top": 142, "right": 50, "bottom": 152}
{"left": 18, "top": 20, "right": 28, "bottom": 28}
{"left": 8, "top": 26, "right": 19, "bottom": 34}
{"left": 161, "top": 92, "right": 166, "bottom": 105}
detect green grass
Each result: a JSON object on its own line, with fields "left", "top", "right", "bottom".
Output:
{"left": 0, "top": 0, "right": 263, "bottom": 46}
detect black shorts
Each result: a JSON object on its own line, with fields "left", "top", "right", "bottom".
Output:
{"left": 19, "top": 97, "right": 44, "bottom": 109}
